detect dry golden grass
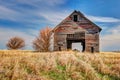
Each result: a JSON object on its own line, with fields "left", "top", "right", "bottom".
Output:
{"left": 0, "top": 50, "right": 120, "bottom": 80}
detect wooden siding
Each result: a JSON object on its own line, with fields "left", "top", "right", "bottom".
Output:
{"left": 53, "top": 10, "right": 101, "bottom": 52}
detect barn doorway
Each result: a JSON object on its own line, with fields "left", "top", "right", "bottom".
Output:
{"left": 91, "top": 47, "right": 94, "bottom": 53}
{"left": 72, "top": 42, "right": 82, "bottom": 52}
{"left": 67, "top": 39, "right": 85, "bottom": 52}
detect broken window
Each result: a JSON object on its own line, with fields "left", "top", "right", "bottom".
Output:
{"left": 73, "top": 15, "right": 78, "bottom": 22}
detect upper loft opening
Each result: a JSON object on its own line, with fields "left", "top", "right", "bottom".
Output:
{"left": 73, "top": 15, "right": 78, "bottom": 22}
{"left": 53, "top": 10, "right": 102, "bottom": 33}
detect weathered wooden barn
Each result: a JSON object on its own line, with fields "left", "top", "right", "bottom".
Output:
{"left": 52, "top": 10, "right": 102, "bottom": 52}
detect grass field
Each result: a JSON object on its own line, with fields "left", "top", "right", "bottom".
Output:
{"left": 0, "top": 50, "right": 120, "bottom": 80}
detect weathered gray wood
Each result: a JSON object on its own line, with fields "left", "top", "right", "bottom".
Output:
{"left": 52, "top": 10, "right": 102, "bottom": 53}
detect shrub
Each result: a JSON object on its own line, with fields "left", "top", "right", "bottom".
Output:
{"left": 33, "top": 27, "right": 52, "bottom": 52}
{"left": 6, "top": 37, "right": 25, "bottom": 50}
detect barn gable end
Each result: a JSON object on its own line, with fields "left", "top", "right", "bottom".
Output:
{"left": 52, "top": 10, "right": 102, "bottom": 52}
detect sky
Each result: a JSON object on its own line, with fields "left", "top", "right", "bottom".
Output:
{"left": 0, "top": 0, "right": 120, "bottom": 51}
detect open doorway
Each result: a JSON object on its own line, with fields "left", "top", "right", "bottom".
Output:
{"left": 72, "top": 42, "right": 82, "bottom": 52}
{"left": 67, "top": 39, "right": 85, "bottom": 52}
{"left": 91, "top": 47, "right": 94, "bottom": 53}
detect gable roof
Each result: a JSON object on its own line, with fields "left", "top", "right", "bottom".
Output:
{"left": 53, "top": 16, "right": 86, "bottom": 32}
{"left": 53, "top": 10, "right": 102, "bottom": 32}
{"left": 54, "top": 19, "right": 87, "bottom": 33}
{"left": 72, "top": 10, "right": 102, "bottom": 32}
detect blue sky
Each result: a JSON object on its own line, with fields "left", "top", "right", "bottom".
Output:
{"left": 0, "top": 0, "right": 120, "bottom": 51}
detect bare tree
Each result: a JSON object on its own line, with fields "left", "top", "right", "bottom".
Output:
{"left": 6, "top": 37, "right": 25, "bottom": 50}
{"left": 33, "top": 27, "right": 52, "bottom": 52}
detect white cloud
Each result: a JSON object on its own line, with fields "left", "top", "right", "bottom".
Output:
{"left": 87, "top": 15, "right": 120, "bottom": 22}
{"left": 0, "top": 4, "right": 69, "bottom": 26}
{"left": 100, "top": 25, "right": 120, "bottom": 51}
{"left": 0, "top": 5, "right": 44, "bottom": 26}
{"left": 0, "top": 5, "right": 20, "bottom": 21}
{"left": 1, "top": 0, "right": 120, "bottom": 27}
{"left": 0, "top": 27, "right": 38, "bottom": 49}
{"left": 38, "top": 11, "right": 70, "bottom": 25}
{"left": 16, "top": 0, "right": 66, "bottom": 6}
{"left": 37, "top": 11, "right": 120, "bottom": 26}
{"left": 0, "top": 0, "right": 67, "bottom": 8}
{"left": 0, "top": 0, "right": 69, "bottom": 26}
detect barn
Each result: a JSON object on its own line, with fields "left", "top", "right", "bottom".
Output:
{"left": 51, "top": 10, "right": 102, "bottom": 52}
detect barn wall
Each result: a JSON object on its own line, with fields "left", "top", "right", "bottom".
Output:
{"left": 53, "top": 20, "right": 86, "bottom": 51}
{"left": 54, "top": 33, "right": 67, "bottom": 51}
{"left": 85, "top": 33, "right": 99, "bottom": 52}
{"left": 49, "top": 32, "right": 54, "bottom": 51}
{"left": 53, "top": 10, "right": 101, "bottom": 52}
{"left": 54, "top": 32, "right": 100, "bottom": 52}
{"left": 53, "top": 26, "right": 100, "bottom": 52}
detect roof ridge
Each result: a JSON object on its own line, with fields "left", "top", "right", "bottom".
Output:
{"left": 53, "top": 10, "right": 102, "bottom": 32}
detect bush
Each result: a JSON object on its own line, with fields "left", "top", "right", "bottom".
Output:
{"left": 6, "top": 37, "right": 25, "bottom": 50}
{"left": 33, "top": 27, "right": 52, "bottom": 52}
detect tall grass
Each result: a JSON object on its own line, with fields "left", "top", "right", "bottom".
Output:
{"left": 0, "top": 50, "right": 120, "bottom": 80}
